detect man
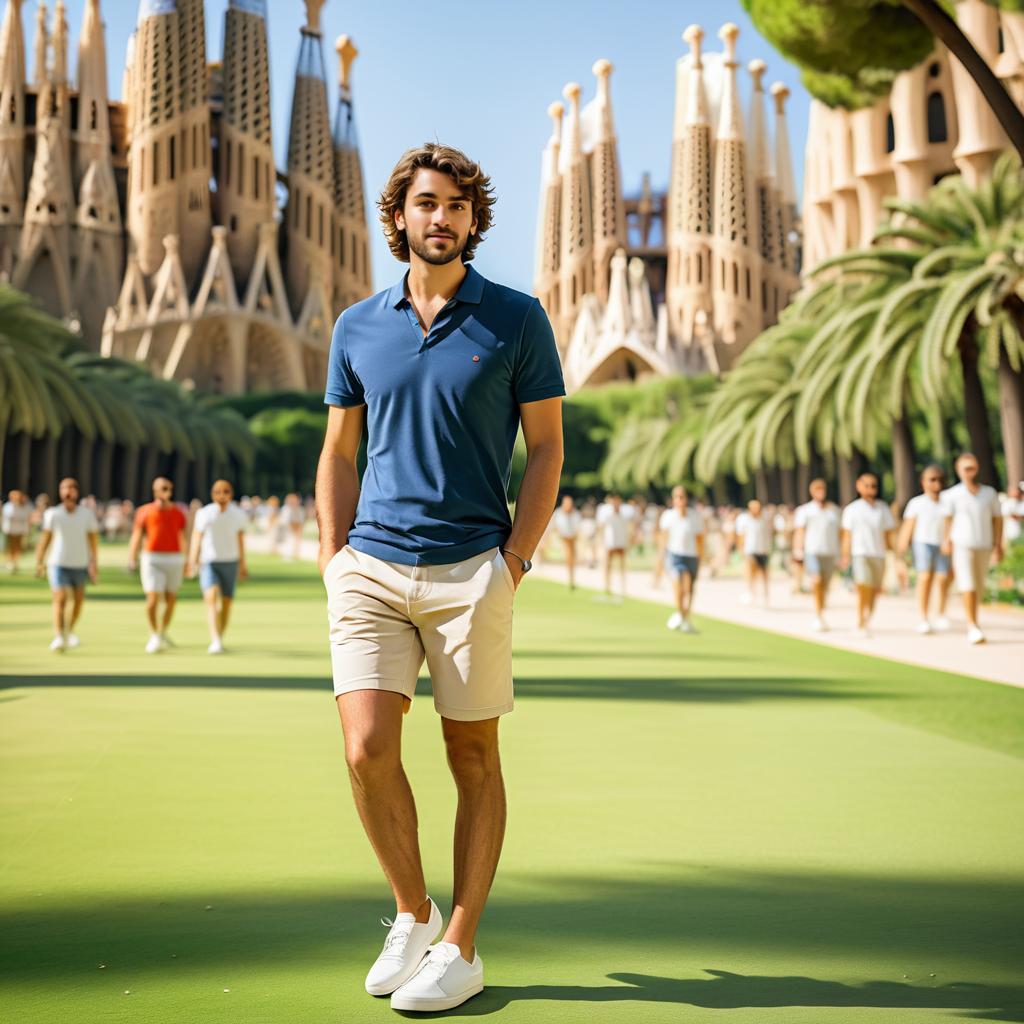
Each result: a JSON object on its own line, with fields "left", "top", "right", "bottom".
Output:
{"left": 279, "top": 492, "right": 305, "bottom": 560}
{"left": 550, "top": 494, "right": 581, "bottom": 590}
{"left": 128, "top": 476, "right": 187, "bottom": 654}
{"left": 793, "top": 479, "right": 841, "bottom": 632}
{"left": 3, "top": 488, "right": 32, "bottom": 572}
{"left": 657, "top": 485, "right": 704, "bottom": 633}
{"left": 34, "top": 478, "right": 98, "bottom": 651}
{"left": 840, "top": 472, "right": 896, "bottom": 638}
{"left": 898, "top": 465, "right": 952, "bottom": 634}
{"left": 596, "top": 493, "right": 635, "bottom": 599}
{"left": 186, "top": 479, "right": 249, "bottom": 654}
{"left": 316, "top": 143, "right": 564, "bottom": 1012}
{"left": 942, "top": 453, "right": 1003, "bottom": 645}
{"left": 734, "top": 499, "right": 773, "bottom": 606}
{"left": 1002, "top": 482, "right": 1023, "bottom": 546}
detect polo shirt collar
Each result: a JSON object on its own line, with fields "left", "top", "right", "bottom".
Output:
{"left": 387, "top": 263, "right": 486, "bottom": 309}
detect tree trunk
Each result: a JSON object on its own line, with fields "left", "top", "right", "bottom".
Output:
{"left": 958, "top": 334, "right": 998, "bottom": 485}
{"left": 95, "top": 439, "right": 114, "bottom": 500}
{"left": 998, "top": 347, "right": 1024, "bottom": 488}
{"left": 121, "top": 445, "right": 139, "bottom": 505}
{"left": 77, "top": 434, "right": 94, "bottom": 496}
{"left": 891, "top": 416, "right": 917, "bottom": 512}
{"left": 754, "top": 467, "right": 769, "bottom": 504}
{"left": 780, "top": 465, "right": 797, "bottom": 507}
{"left": 37, "top": 433, "right": 58, "bottom": 498}
{"left": 902, "top": 0, "right": 1024, "bottom": 164}
{"left": 141, "top": 446, "right": 159, "bottom": 502}
{"left": 796, "top": 460, "right": 811, "bottom": 502}
{"left": 838, "top": 453, "right": 859, "bottom": 507}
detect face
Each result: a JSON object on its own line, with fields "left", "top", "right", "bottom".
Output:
{"left": 672, "top": 488, "right": 687, "bottom": 510}
{"left": 153, "top": 478, "right": 174, "bottom": 501}
{"left": 748, "top": 500, "right": 761, "bottom": 516}
{"left": 211, "top": 481, "right": 233, "bottom": 505}
{"left": 957, "top": 457, "right": 978, "bottom": 483}
{"left": 608, "top": 495, "right": 621, "bottom": 509}
{"left": 809, "top": 481, "right": 826, "bottom": 503}
{"left": 921, "top": 469, "right": 944, "bottom": 494}
{"left": 560, "top": 495, "right": 574, "bottom": 511}
{"left": 396, "top": 168, "right": 477, "bottom": 267}
{"left": 856, "top": 475, "right": 879, "bottom": 499}
{"left": 58, "top": 479, "right": 79, "bottom": 504}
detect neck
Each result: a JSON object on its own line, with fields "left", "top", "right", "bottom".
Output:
{"left": 405, "top": 256, "right": 467, "bottom": 303}
{"left": 62, "top": 500, "right": 77, "bottom": 510}
{"left": 962, "top": 479, "right": 979, "bottom": 491}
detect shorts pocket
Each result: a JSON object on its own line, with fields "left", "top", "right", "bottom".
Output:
{"left": 322, "top": 544, "right": 352, "bottom": 582}
{"left": 494, "top": 548, "right": 517, "bottom": 593}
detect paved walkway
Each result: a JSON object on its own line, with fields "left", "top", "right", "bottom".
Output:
{"left": 250, "top": 532, "right": 1023, "bottom": 690}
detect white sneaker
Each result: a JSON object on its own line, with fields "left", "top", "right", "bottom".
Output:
{"left": 968, "top": 626, "right": 986, "bottom": 645}
{"left": 365, "top": 897, "right": 443, "bottom": 997}
{"left": 49, "top": 635, "right": 66, "bottom": 652}
{"left": 679, "top": 618, "right": 697, "bottom": 634}
{"left": 66, "top": 632, "right": 81, "bottom": 649}
{"left": 916, "top": 620, "right": 933, "bottom": 635}
{"left": 390, "top": 941, "right": 484, "bottom": 1012}
{"left": 160, "top": 634, "right": 175, "bottom": 648}
{"left": 933, "top": 616, "right": 952, "bottom": 632}
{"left": 666, "top": 612, "right": 683, "bottom": 631}
{"left": 207, "top": 638, "right": 224, "bottom": 655}
{"left": 145, "top": 634, "right": 162, "bottom": 654}
{"left": 854, "top": 627, "right": 872, "bottom": 639}
{"left": 812, "top": 616, "right": 827, "bottom": 632}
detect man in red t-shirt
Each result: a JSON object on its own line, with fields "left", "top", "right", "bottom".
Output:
{"left": 128, "top": 476, "right": 188, "bottom": 653}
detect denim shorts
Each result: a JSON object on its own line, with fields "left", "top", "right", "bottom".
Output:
{"left": 48, "top": 565, "right": 87, "bottom": 590}
{"left": 666, "top": 553, "right": 699, "bottom": 578}
{"left": 805, "top": 553, "right": 837, "bottom": 580}
{"left": 199, "top": 560, "right": 240, "bottom": 597}
{"left": 912, "top": 541, "right": 950, "bottom": 574}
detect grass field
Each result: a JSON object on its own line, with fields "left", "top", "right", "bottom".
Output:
{"left": 2, "top": 550, "right": 1023, "bottom": 1024}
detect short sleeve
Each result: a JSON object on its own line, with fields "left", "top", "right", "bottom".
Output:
{"left": 175, "top": 506, "right": 187, "bottom": 531}
{"left": 85, "top": 508, "right": 99, "bottom": 533}
{"left": 691, "top": 511, "right": 705, "bottom": 535}
{"left": 42, "top": 507, "right": 54, "bottom": 531}
{"left": 324, "top": 314, "right": 365, "bottom": 408}
{"left": 841, "top": 505, "right": 853, "bottom": 529}
{"left": 794, "top": 505, "right": 807, "bottom": 528}
{"left": 882, "top": 505, "right": 896, "bottom": 529}
{"left": 659, "top": 509, "right": 672, "bottom": 530}
{"left": 134, "top": 504, "right": 148, "bottom": 530}
{"left": 513, "top": 300, "right": 566, "bottom": 405}
{"left": 989, "top": 489, "right": 1002, "bottom": 516}
{"left": 903, "top": 497, "right": 917, "bottom": 520}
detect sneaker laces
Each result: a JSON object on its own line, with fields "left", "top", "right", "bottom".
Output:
{"left": 417, "top": 945, "right": 458, "bottom": 980}
{"left": 379, "top": 916, "right": 413, "bottom": 960}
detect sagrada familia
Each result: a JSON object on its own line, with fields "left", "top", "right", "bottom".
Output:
{"left": 534, "top": 23, "right": 802, "bottom": 392}
{"left": 0, "top": 0, "right": 371, "bottom": 393}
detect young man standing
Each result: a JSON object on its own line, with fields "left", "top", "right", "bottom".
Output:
{"left": 898, "top": 465, "right": 952, "bottom": 634}
{"left": 186, "top": 479, "right": 249, "bottom": 654}
{"left": 596, "top": 493, "right": 635, "bottom": 599}
{"left": 128, "top": 477, "right": 187, "bottom": 653}
{"left": 942, "top": 453, "right": 1003, "bottom": 645}
{"left": 316, "top": 143, "right": 564, "bottom": 1012}
{"left": 3, "top": 489, "right": 32, "bottom": 572}
{"left": 34, "top": 478, "right": 98, "bottom": 651}
{"left": 550, "top": 493, "right": 581, "bottom": 590}
{"left": 734, "top": 499, "right": 773, "bottom": 606}
{"left": 793, "top": 478, "right": 841, "bottom": 632}
{"left": 657, "top": 485, "right": 704, "bottom": 633}
{"left": 840, "top": 471, "right": 896, "bottom": 638}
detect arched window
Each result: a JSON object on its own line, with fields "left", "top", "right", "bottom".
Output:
{"left": 885, "top": 113, "right": 895, "bottom": 154}
{"left": 927, "top": 92, "right": 948, "bottom": 144}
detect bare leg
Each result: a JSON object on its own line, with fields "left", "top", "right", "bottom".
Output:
{"left": 962, "top": 590, "right": 979, "bottom": 628}
{"left": 936, "top": 572, "right": 951, "bottom": 615}
{"left": 671, "top": 572, "right": 684, "bottom": 615}
{"left": 681, "top": 572, "right": 694, "bottom": 618}
{"left": 917, "top": 571, "right": 934, "bottom": 620}
{"left": 761, "top": 565, "right": 770, "bottom": 605}
{"left": 218, "top": 595, "right": 233, "bottom": 636}
{"left": 618, "top": 551, "right": 627, "bottom": 597}
{"left": 161, "top": 592, "right": 178, "bottom": 633}
{"left": 743, "top": 557, "right": 754, "bottom": 600}
{"left": 204, "top": 587, "right": 221, "bottom": 641}
{"left": 145, "top": 592, "right": 160, "bottom": 633}
{"left": 602, "top": 550, "right": 611, "bottom": 594}
{"left": 337, "top": 690, "right": 431, "bottom": 922}
{"left": 811, "top": 576, "right": 825, "bottom": 614}
{"left": 68, "top": 587, "right": 85, "bottom": 630}
{"left": 855, "top": 584, "right": 873, "bottom": 628}
{"left": 441, "top": 716, "right": 506, "bottom": 963}
{"left": 52, "top": 589, "right": 68, "bottom": 637}
{"left": 563, "top": 538, "right": 576, "bottom": 589}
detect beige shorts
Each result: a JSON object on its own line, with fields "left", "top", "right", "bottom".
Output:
{"left": 952, "top": 545, "right": 990, "bottom": 593}
{"left": 323, "top": 544, "right": 515, "bottom": 721}
{"left": 140, "top": 551, "right": 185, "bottom": 594}
{"left": 852, "top": 555, "right": 885, "bottom": 589}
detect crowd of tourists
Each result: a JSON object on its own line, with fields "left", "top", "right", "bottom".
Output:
{"left": 542, "top": 453, "right": 1023, "bottom": 645}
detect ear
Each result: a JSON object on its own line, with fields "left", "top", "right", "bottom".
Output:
{"left": 470, "top": 214, "right": 478, "bottom": 237}
{"left": 394, "top": 206, "right": 406, "bottom": 232}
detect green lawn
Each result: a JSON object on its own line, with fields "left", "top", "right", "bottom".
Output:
{"left": 1, "top": 551, "right": 1023, "bottom": 1023}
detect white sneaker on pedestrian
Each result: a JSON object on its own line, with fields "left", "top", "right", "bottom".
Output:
{"left": 916, "top": 620, "right": 933, "bottom": 635}
{"left": 679, "top": 618, "right": 697, "bottom": 634}
{"left": 967, "top": 626, "right": 986, "bottom": 645}
{"left": 66, "top": 632, "right": 80, "bottom": 648}
{"left": 207, "top": 638, "right": 224, "bottom": 655}
{"left": 933, "top": 616, "right": 952, "bottom": 632}
{"left": 390, "top": 941, "right": 484, "bottom": 1012}
{"left": 854, "top": 626, "right": 872, "bottom": 639}
{"left": 666, "top": 612, "right": 683, "bottom": 631}
{"left": 812, "top": 616, "right": 827, "bottom": 632}
{"left": 160, "top": 634, "right": 175, "bottom": 648}
{"left": 49, "top": 634, "right": 66, "bottom": 652}
{"left": 365, "top": 897, "right": 443, "bottom": 997}
{"left": 145, "top": 633, "right": 162, "bottom": 654}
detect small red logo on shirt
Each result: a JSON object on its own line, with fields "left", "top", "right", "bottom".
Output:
{"left": 472, "top": 355, "right": 480, "bottom": 362}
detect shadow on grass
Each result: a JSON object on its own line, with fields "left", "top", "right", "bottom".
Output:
{"left": 0, "top": 673, "right": 886, "bottom": 704}
{"left": 3, "top": 870, "right": 1021, "bottom": 1019}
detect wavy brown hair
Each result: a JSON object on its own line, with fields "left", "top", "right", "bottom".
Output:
{"left": 377, "top": 143, "right": 496, "bottom": 263}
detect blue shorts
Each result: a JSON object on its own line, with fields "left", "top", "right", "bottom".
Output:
{"left": 912, "top": 542, "right": 949, "bottom": 574}
{"left": 666, "top": 553, "right": 699, "bottom": 578}
{"left": 199, "top": 560, "right": 239, "bottom": 597}
{"left": 48, "top": 565, "right": 87, "bottom": 590}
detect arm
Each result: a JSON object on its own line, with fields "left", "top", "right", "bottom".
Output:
{"left": 315, "top": 403, "right": 366, "bottom": 575}
{"left": 504, "top": 397, "right": 564, "bottom": 587}
{"left": 884, "top": 529, "right": 896, "bottom": 553}
{"left": 940, "top": 513, "right": 953, "bottom": 555}
{"left": 238, "top": 531, "right": 248, "bottom": 580}
{"left": 87, "top": 530, "right": 99, "bottom": 583}
{"left": 897, "top": 516, "right": 915, "bottom": 555}
{"left": 127, "top": 521, "right": 143, "bottom": 571}
{"left": 993, "top": 510, "right": 1004, "bottom": 562}
{"left": 840, "top": 528, "right": 851, "bottom": 569}
{"left": 792, "top": 525, "right": 805, "bottom": 556}
{"left": 696, "top": 531, "right": 705, "bottom": 560}
{"left": 35, "top": 529, "right": 52, "bottom": 577}
{"left": 186, "top": 526, "right": 202, "bottom": 577}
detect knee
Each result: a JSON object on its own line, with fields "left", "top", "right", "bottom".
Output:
{"left": 444, "top": 728, "right": 501, "bottom": 786}
{"left": 344, "top": 731, "right": 398, "bottom": 780}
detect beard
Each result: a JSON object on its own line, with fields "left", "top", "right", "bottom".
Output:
{"left": 407, "top": 229, "right": 467, "bottom": 266}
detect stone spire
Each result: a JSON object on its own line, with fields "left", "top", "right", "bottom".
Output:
{"left": 747, "top": 60, "right": 774, "bottom": 262}
{"left": 771, "top": 82, "right": 798, "bottom": 279}
{"left": 0, "top": 0, "right": 27, "bottom": 268}
{"left": 711, "top": 22, "right": 754, "bottom": 353}
{"left": 557, "top": 80, "right": 593, "bottom": 348}
{"left": 285, "top": 0, "right": 335, "bottom": 317}
{"left": 220, "top": 0, "right": 276, "bottom": 282}
{"left": 589, "top": 58, "right": 626, "bottom": 304}
{"left": 332, "top": 34, "right": 371, "bottom": 311}
{"left": 600, "top": 247, "right": 631, "bottom": 337}
{"left": 31, "top": 0, "right": 45, "bottom": 87}
{"left": 534, "top": 99, "right": 563, "bottom": 339}
{"left": 74, "top": 0, "right": 111, "bottom": 185}
{"left": 666, "top": 25, "right": 713, "bottom": 350}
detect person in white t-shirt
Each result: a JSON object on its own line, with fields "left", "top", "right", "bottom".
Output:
{"left": 657, "top": 486, "right": 705, "bottom": 633}
{"left": 734, "top": 499, "right": 773, "bottom": 605}
{"left": 1002, "top": 484, "right": 1023, "bottom": 545}
{"left": 596, "top": 493, "right": 635, "bottom": 599}
{"left": 33, "top": 478, "right": 99, "bottom": 652}
{"left": 897, "top": 465, "right": 952, "bottom": 635}
{"left": 186, "top": 479, "right": 249, "bottom": 654}
{"left": 941, "top": 453, "right": 1003, "bottom": 645}
{"left": 840, "top": 472, "right": 896, "bottom": 637}
{"left": 793, "top": 479, "right": 841, "bottom": 631}
{"left": 549, "top": 494, "right": 582, "bottom": 590}
{"left": 2, "top": 489, "right": 32, "bottom": 572}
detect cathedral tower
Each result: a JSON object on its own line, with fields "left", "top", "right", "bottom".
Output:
{"left": 533, "top": 99, "right": 563, "bottom": 340}
{"left": 557, "top": 80, "right": 593, "bottom": 348}
{"left": 0, "top": 0, "right": 26, "bottom": 276}
{"left": 589, "top": 59, "right": 626, "bottom": 305}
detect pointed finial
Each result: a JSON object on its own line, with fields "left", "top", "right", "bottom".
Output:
{"left": 562, "top": 81, "right": 581, "bottom": 109}
{"left": 304, "top": 0, "right": 325, "bottom": 34}
{"left": 683, "top": 24, "right": 704, "bottom": 68}
{"left": 592, "top": 58, "right": 612, "bottom": 80}
{"left": 335, "top": 34, "right": 357, "bottom": 89}
{"left": 719, "top": 22, "right": 739, "bottom": 67}
{"left": 748, "top": 58, "right": 767, "bottom": 91}
{"left": 547, "top": 100, "right": 564, "bottom": 134}
{"left": 771, "top": 81, "right": 790, "bottom": 115}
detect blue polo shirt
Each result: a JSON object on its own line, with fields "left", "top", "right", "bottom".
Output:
{"left": 324, "top": 263, "right": 565, "bottom": 566}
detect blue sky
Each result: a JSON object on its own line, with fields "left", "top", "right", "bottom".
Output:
{"left": 52, "top": 0, "right": 810, "bottom": 294}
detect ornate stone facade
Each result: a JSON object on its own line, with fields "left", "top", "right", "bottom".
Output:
{"left": 0, "top": 0, "right": 372, "bottom": 393}
{"left": 535, "top": 22, "right": 801, "bottom": 392}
